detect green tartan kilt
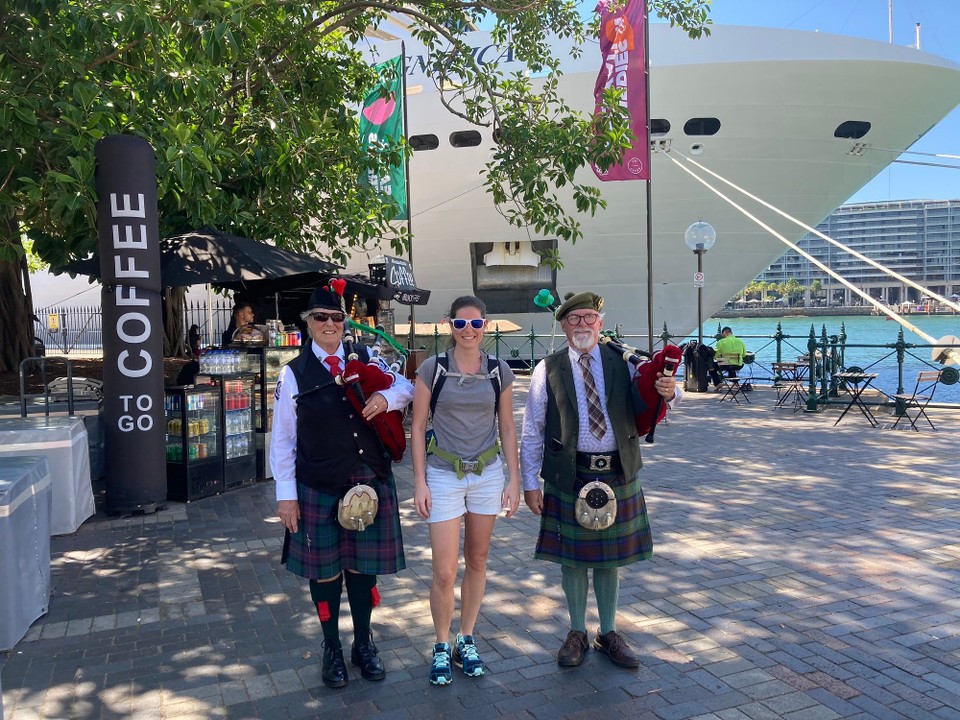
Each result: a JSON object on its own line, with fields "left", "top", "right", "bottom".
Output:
{"left": 535, "top": 465, "right": 652, "bottom": 569}
{"left": 281, "top": 464, "right": 406, "bottom": 579}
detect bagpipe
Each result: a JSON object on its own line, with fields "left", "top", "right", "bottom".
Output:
{"left": 334, "top": 334, "right": 407, "bottom": 462}
{"left": 598, "top": 334, "right": 682, "bottom": 443}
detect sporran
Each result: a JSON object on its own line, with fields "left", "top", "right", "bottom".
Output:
{"left": 575, "top": 480, "right": 617, "bottom": 530}
{"left": 338, "top": 483, "right": 379, "bottom": 531}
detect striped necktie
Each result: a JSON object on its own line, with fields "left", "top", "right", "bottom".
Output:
{"left": 579, "top": 353, "right": 607, "bottom": 440}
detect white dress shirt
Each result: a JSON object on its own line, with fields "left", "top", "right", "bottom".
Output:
{"left": 271, "top": 340, "right": 414, "bottom": 501}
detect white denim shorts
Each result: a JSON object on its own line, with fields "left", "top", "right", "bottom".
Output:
{"left": 425, "top": 460, "right": 505, "bottom": 523}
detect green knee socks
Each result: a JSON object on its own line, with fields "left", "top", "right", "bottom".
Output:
{"left": 593, "top": 567, "right": 620, "bottom": 635}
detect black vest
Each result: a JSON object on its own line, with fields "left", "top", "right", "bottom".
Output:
{"left": 289, "top": 346, "right": 391, "bottom": 491}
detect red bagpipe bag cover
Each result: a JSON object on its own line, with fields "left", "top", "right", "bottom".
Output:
{"left": 630, "top": 345, "right": 682, "bottom": 435}
{"left": 342, "top": 359, "right": 406, "bottom": 462}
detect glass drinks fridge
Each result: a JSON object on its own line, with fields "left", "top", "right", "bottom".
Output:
{"left": 164, "top": 386, "right": 222, "bottom": 501}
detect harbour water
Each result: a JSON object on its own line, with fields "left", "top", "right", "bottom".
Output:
{"left": 698, "top": 314, "right": 960, "bottom": 403}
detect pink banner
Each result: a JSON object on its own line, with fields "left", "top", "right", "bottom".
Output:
{"left": 592, "top": 0, "right": 650, "bottom": 181}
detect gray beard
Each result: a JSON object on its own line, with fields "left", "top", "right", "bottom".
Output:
{"left": 570, "top": 333, "right": 595, "bottom": 351}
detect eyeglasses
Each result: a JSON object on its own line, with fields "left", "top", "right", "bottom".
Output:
{"left": 307, "top": 311, "right": 345, "bottom": 323}
{"left": 564, "top": 313, "right": 600, "bottom": 326}
{"left": 451, "top": 318, "right": 486, "bottom": 330}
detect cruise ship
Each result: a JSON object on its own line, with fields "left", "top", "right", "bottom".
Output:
{"left": 350, "top": 24, "right": 960, "bottom": 339}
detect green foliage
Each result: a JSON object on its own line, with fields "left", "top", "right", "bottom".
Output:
{"left": 1, "top": 0, "right": 711, "bottom": 271}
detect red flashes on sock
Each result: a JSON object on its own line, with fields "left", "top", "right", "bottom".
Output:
{"left": 370, "top": 586, "right": 381, "bottom": 608}
{"left": 316, "top": 601, "right": 331, "bottom": 622}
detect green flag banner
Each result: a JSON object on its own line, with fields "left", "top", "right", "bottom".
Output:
{"left": 359, "top": 56, "right": 407, "bottom": 220}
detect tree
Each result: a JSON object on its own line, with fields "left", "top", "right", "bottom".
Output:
{"left": 1, "top": 0, "right": 711, "bottom": 372}
{"left": 782, "top": 277, "right": 806, "bottom": 306}
{"left": 810, "top": 279, "right": 823, "bottom": 304}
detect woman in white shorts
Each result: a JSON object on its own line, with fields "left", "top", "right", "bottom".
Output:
{"left": 411, "top": 295, "right": 521, "bottom": 686}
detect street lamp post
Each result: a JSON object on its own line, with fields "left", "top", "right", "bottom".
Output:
{"left": 684, "top": 221, "right": 717, "bottom": 391}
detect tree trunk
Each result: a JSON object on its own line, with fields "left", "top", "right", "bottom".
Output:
{"left": 0, "top": 225, "right": 35, "bottom": 373}
{"left": 162, "top": 287, "right": 188, "bottom": 357}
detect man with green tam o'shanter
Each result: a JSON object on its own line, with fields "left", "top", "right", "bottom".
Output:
{"left": 520, "top": 290, "right": 682, "bottom": 670}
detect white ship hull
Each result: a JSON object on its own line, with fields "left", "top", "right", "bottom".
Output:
{"left": 353, "top": 25, "right": 960, "bottom": 339}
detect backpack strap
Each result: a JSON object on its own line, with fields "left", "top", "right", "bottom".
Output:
{"left": 429, "top": 352, "right": 502, "bottom": 417}
{"left": 488, "top": 356, "right": 501, "bottom": 416}
{"left": 428, "top": 353, "right": 450, "bottom": 417}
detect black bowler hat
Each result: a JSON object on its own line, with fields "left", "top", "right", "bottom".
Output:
{"left": 306, "top": 286, "right": 343, "bottom": 312}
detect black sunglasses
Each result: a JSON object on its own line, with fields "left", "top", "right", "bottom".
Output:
{"left": 307, "top": 311, "right": 345, "bottom": 323}
{"left": 451, "top": 318, "right": 486, "bottom": 330}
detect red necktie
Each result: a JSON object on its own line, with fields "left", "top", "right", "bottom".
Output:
{"left": 324, "top": 355, "right": 342, "bottom": 376}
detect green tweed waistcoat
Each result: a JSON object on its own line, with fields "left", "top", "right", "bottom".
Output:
{"left": 541, "top": 344, "right": 642, "bottom": 494}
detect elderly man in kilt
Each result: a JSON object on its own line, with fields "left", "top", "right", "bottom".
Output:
{"left": 520, "top": 291, "right": 680, "bottom": 669}
{"left": 272, "top": 286, "right": 414, "bottom": 689}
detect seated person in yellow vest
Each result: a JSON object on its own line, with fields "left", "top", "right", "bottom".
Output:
{"left": 709, "top": 326, "right": 747, "bottom": 390}
{"left": 521, "top": 291, "right": 682, "bottom": 670}
{"left": 410, "top": 295, "right": 521, "bottom": 687}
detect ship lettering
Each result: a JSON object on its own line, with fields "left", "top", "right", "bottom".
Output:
{"left": 405, "top": 44, "right": 516, "bottom": 77}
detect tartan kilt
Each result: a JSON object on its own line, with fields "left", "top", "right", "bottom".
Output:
{"left": 535, "top": 465, "right": 652, "bottom": 569}
{"left": 281, "top": 463, "right": 406, "bottom": 579}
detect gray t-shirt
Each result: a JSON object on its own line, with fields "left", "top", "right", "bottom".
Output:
{"left": 417, "top": 350, "right": 515, "bottom": 469}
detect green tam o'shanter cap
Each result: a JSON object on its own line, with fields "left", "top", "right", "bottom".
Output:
{"left": 556, "top": 291, "right": 604, "bottom": 321}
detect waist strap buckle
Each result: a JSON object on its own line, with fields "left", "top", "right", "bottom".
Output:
{"left": 428, "top": 434, "right": 501, "bottom": 479}
{"left": 457, "top": 459, "right": 480, "bottom": 475}
{"left": 588, "top": 454, "right": 613, "bottom": 472}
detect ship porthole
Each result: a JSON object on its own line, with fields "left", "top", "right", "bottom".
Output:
{"left": 690, "top": 143, "right": 704, "bottom": 155}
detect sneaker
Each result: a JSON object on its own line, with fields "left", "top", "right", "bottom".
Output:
{"left": 453, "top": 633, "right": 485, "bottom": 677}
{"left": 429, "top": 642, "right": 453, "bottom": 686}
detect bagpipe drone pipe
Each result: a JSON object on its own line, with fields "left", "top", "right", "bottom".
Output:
{"left": 599, "top": 335, "right": 682, "bottom": 443}
{"left": 335, "top": 334, "right": 407, "bottom": 462}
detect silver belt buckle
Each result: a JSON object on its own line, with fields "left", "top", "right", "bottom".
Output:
{"left": 588, "top": 454, "right": 612, "bottom": 472}
{"left": 459, "top": 459, "right": 479, "bottom": 474}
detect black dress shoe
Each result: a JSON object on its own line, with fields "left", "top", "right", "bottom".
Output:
{"left": 351, "top": 635, "right": 386, "bottom": 681}
{"left": 322, "top": 639, "right": 348, "bottom": 688}
{"left": 557, "top": 630, "right": 589, "bottom": 667}
{"left": 593, "top": 629, "right": 640, "bottom": 668}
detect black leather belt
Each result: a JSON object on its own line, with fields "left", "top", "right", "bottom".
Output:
{"left": 575, "top": 451, "right": 621, "bottom": 472}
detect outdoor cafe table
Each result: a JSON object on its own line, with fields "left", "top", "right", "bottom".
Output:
{"left": 832, "top": 372, "right": 881, "bottom": 427}
{"left": 772, "top": 362, "right": 808, "bottom": 412}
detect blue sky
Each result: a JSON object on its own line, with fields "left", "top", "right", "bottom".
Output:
{"left": 692, "top": 0, "right": 960, "bottom": 204}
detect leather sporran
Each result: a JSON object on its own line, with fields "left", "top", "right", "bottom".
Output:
{"left": 338, "top": 484, "right": 379, "bottom": 531}
{"left": 575, "top": 480, "right": 617, "bottom": 531}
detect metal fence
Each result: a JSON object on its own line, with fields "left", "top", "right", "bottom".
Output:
{"left": 183, "top": 299, "right": 234, "bottom": 349}
{"left": 33, "top": 300, "right": 234, "bottom": 355}
{"left": 33, "top": 305, "right": 103, "bottom": 354}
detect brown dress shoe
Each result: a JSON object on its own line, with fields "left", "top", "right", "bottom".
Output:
{"left": 557, "top": 630, "right": 589, "bottom": 667}
{"left": 593, "top": 630, "right": 640, "bottom": 668}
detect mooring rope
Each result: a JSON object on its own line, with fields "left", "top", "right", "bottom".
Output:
{"left": 665, "top": 151, "right": 960, "bottom": 365}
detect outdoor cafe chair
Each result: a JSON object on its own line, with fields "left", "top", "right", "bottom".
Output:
{"left": 890, "top": 369, "right": 952, "bottom": 431}
{"left": 716, "top": 354, "right": 750, "bottom": 404}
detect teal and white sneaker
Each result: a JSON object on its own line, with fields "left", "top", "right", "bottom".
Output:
{"left": 430, "top": 642, "right": 453, "bottom": 686}
{"left": 453, "top": 633, "right": 485, "bottom": 677}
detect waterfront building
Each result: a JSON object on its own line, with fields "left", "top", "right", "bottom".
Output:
{"left": 755, "top": 199, "right": 960, "bottom": 306}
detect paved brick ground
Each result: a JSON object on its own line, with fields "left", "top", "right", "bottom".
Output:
{"left": 4, "top": 382, "right": 960, "bottom": 719}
